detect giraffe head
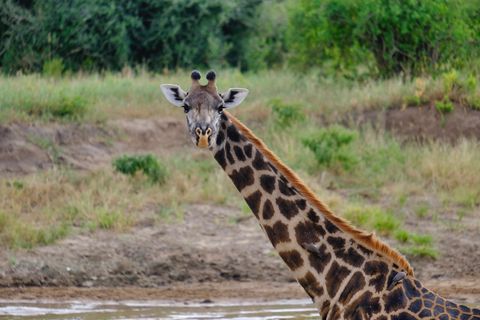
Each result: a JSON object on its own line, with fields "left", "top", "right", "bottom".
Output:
{"left": 161, "top": 70, "right": 249, "bottom": 149}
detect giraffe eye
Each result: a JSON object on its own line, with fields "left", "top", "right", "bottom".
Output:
{"left": 217, "top": 103, "right": 224, "bottom": 114}
{"left": 183, "top": 103, "right": 191, "bottom": 113}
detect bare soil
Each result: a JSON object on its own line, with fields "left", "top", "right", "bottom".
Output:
{"left": 0, "top": 117, "right": 190, "bottom": 177}
{"left": 0, "top": 106, "right": 479, "bottom": 304}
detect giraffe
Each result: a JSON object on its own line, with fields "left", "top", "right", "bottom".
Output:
{"left": 160, "top": 70, "right": 480, "bottom": 320}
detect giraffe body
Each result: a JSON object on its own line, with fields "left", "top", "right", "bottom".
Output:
{"left": 160, "top": 71, "right": 480, "bottom": 319}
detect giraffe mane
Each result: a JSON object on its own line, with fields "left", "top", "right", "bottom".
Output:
{"left": 225, "top": 111, "right": 414, "bottom": 276}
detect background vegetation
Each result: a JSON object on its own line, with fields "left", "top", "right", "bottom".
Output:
{"left": 0, "top": 0, "right": 479, "bottom": 261}
{"left": 1, "top": 0, "right": 479, "bottom": 77}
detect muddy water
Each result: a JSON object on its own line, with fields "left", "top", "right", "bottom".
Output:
{"left": 0, "top": 299, "right": 317, "bottom": 319}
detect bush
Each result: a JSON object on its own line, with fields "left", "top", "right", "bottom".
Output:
{"left": 442, "top": 70, "right": 477, "bottom": 102}
{"left": 113, "top": 154, "right": 167, "bottom": 184}
{"left": 435, "top": 99, "right": 454, "bottom": 114}
{"left": 270, "top": 99, "right": 305, "bottom": 127}
{"left": 302, "top": 125, "right": 357, "bottom": 170}
{"left": 467, "top": 95, "right": 480, "bottom": 110}
{"left": 288, "top": 0, "right": 478, "bottom": 78}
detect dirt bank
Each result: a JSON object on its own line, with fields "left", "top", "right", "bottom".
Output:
{"left": 0, "top": 117, "right": 190, "bottom": 177}
{"left": 2, "top": 104, "right": 480, "bottom": 177}
{"left": 1, "top": 279, "right": 479, "bottom": 306}
{"left": 0, "top": 201, "right": 478, "bottom": 305}
{"left": 0, "top": 106, "right": 479, "bottom": 305}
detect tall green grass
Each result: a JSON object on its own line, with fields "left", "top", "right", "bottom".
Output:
{"left": 0, "top": 70, "right": 462, "bottom": 123}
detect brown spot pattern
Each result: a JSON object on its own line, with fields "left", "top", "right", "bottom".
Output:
{"left": 343, "top": 291, "right": 381, "bottom": 320}
{"left": 233, "top": 145, "right": 246, "bottom": 161}
{"left": 307, "top": 209, "right": 320, "bottom": 223}
{"left": 278, "top": 178, "right": 296, "bottom": 196}
{"left": 298, "top": 271, "right": 324, "bottom": 299}
{"left": 308, "top": 244, "right": 332, "bottom": 274}
{"left": 262, "top": 199, "right": 274, "bottom": 220}
{"left": 259, "top": 175, "right": 276, "bottom": 194}
{"left": 326, "top": 261, "right": 351, "bottom": 297}
{"left": 243, "top": 144, "right": 253, "bottom": 158}
{"left": 214, "top": 149, "right": 226, "bottom": 169}
{"left": 325, "top": 219, "right": 339, "bottom": 233}
{"left": 384, "top": 287, "right": 407, "bottom": 313}
{"left": 225, "top": 142, "right": 235, "bottom": 164}
{"left": 229, "top": 166, "right": 254, "bottom": 191}
{"left": 264, "top": 221, "right": 290, "bottom": 246}
{"left": 338, "top": 271, "right": 366, "bottom": 305}
{"left": 295, "top": 221, "right": 320, "bottom": 245}
{"left": 364, "top": 260, "right": 389, "bottom": 292}
{"left": 279, "top": 250, "right": 304, "bottom": 270}
{"left": 252, "top": 151, "right": 269, "bottom": 170}
{"left": 276, "top": 197, "right": 299, "bottom": 219}
{"left": 227, "top": 125, "right": 241, "bottom": 142}
{"left": 245, "top": 190, "right": 262, "bottom": 218}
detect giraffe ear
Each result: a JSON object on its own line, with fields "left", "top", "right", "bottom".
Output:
{"left": 160, "top": 84, "right": 187, "bottom": 107}
{"left": 221, "top": 88, "right": 249, "bottom": 109}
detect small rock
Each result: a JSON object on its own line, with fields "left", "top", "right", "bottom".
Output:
{"left": 81, "top": 280, "right": 94, "bottom": 287}
{"left": 201, "top": 299, "right": 213, "bottom": 304}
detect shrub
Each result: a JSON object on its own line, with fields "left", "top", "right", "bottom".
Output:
{"left": 435, "top": 99, "right": 454, "bottom": 114}
{"left": 443, "top": 70, "right": 477, "bottom": 97}
{"left": 467, "top": 95, "right": 480, "bottom": 110}
{"left": 270, "top": 99, "right": 305, "bottom": 127}
{"left": 42, "top": 58, "right": 65, "bottom": 77}
{"left": 113, "top": 154, "right": 167, "bottom": 184}
{"left": 49, "top": 95, "right": 88, "bottom": 118}
{"left": 404, "top": 95, "right": 421, "bottom": 107}
{"left": 441, "top": 70, "right": 478, "bottom": 106}
{"left": 288, "top": 0, "right": 478, "bottom": 77}
{"left": 302, "top": 125, "right": 357, "bottom": 170}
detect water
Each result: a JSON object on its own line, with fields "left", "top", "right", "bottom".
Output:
{"left": 0, "top": 299, "right": 318, "bottom": 320}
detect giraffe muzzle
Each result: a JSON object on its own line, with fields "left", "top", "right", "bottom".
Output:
{"left": 195, "top": 127, "right": 212, "bottom": 148}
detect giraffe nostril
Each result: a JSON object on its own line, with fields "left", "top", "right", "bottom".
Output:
{"left": 195, "top": 128, "right": 202, "bottom": 137}
{"left": 206, "top": 128, "right": 212, "bottom": 136}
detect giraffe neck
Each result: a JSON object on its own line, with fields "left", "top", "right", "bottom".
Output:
{"left": 210, "top": 113, "right": 480, "bottom": 319}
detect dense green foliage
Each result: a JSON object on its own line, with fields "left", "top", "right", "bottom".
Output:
{"left": 0, "top": 0, "right": 287, "bottom": 73}
{"left": 270, "top": 99, "right": 305, "bottom": 127}
{"left": 0, "top": 0, "right": 479, "bottom": 77}
{"left": 113, "top": 154, "right": 167, "bottom": 184}
{"left": 302, "top": 126, "right": 357, "bottom": 171}
{"left": 289, "top": 0, "right": 480, "bottom": 77}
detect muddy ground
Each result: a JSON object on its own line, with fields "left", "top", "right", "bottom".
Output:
{"left": 0, "top": 105, "right": 479, "bottom": 304}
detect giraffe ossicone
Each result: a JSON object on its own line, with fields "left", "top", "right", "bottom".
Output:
{"left": 161, "top": 71, "right": 480, "bottom": 320}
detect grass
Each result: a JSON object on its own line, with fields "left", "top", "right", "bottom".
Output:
{"left": 0, "top": 153, "right": 241, "bottom": 249}
{"left": 343, "top": 205, "right": 400, "bottom": 237}
{"left": 0, "top": 70, "right": 478, "bottom": 254}
{"left": 342, "top": 204, "right": 438, "bottom": 259}
{"left": 26, "top": 135, "right": 63, "bottom": 165}
{"left": 0, "top": 68, "right": 477, "bottom": 124}
{"left": 401, "top": 246, "right": 439, "bottom": 259}
{"left": 2, "top": 67, "right": 480, "bottom": 123}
